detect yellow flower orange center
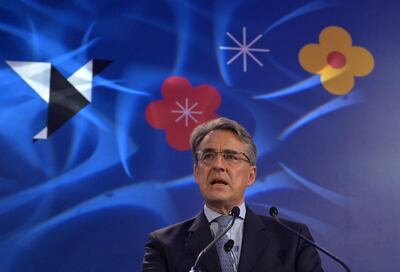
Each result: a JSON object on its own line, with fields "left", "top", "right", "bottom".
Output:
{"left": 299, "top": 26, "right": 375, "bottom": 95}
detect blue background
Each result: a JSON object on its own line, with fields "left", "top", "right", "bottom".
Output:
{"left": 0, "top": 0, "right": 399, "bottom": 271}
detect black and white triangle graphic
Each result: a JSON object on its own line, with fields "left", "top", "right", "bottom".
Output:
{"left": 7, "top": 60, "right": 111, "bottom": 141}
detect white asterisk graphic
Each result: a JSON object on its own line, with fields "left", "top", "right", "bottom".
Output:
{"left": 171, "top": 98, "right": 203, "bottom": 127}
{"left": 219, "top": 27, "right": 270, "bottom": 72}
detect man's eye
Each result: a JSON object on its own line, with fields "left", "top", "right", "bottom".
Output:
{"left": 225, "top": 154, "right": 239, "bottom": 160}
{"left": 202, "top": 153, "right": 215, "bottom": 160}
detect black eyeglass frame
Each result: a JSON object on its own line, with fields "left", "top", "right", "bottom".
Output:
{"left": 195, "top": 149, "right": 254, "bottom": 165}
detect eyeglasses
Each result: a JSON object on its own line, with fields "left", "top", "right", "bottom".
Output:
{"left": 196, "top": 149, "right": 253, "bottom": 166}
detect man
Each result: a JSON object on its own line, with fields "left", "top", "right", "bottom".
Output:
{"left": 141, "top": 117, "right": 323, "bottom": 272}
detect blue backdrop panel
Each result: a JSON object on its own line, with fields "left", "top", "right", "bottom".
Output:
{"left": 0, "top": 1, "right": 399, "bottom": 271}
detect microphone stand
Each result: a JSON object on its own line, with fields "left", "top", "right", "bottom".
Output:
{"left": 189, "top": 207, "right": 240, "bottom": 272}
{"left": 269, "top": 206, "right": 351, "bottom": 272}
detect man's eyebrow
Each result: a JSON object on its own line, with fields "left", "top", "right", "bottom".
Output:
{"left": 200, "top": 148, "right": 239, "bottom": 154}
{"left": 200, "top": 148, "right": 216, "bottom": 152}
{"left": 221, "top": 149, "right": 240, "bottom": 154}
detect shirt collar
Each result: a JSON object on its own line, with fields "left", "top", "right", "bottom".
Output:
{"left": 204, "top": 202, "right": 246, "bottom": 223}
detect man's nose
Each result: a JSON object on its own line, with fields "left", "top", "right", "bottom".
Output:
{"left": 211, "top": 153, "right": 227, "bottom": 171}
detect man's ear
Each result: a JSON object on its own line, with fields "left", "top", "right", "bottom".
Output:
{"left": 193, "top": 163, "right": 199, "bottom": 184}
{"left": 247, "top": 166, "right": 257, "bottom": 186}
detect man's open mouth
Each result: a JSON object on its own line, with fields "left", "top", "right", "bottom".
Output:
{"left": 210, "top": 179, "right": 228, "bottom": 185}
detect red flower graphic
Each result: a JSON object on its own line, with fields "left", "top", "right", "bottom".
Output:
{"left": 146, "top": 76, "right": 221, "bottom": 150}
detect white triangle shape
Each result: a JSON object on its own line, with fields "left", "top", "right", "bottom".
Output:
{"left": 67, "top": 60, "right": 93, "bottom": 102}
{"left": 6, "top": 61, "right": 51, "bottom": 103}
{"left": 34, "top": 127, "right": 48, "bottom": 140}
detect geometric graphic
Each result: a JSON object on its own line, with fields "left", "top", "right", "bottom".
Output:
{"left": 146, "top": 76, "right": 221, "bottom": 150}
{"left": 6, "top": 60, "right": 111, "bottom": 140}
{"left": 299, "top": 26, "right": 374, "bottom": 95}
{"left": 219, "top": 27, "right": 270, "bottom": 72}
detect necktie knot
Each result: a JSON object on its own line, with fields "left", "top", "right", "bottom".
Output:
{"left": 216, "top": 215, "right": 231, "bottom": 231}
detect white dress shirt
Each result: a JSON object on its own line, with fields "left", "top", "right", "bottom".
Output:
{"left": 203, "top": 202, "right": 246, "bottom": 267}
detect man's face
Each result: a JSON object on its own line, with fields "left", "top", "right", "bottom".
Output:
{"left": 194, "top": 129, "right": 256, "bottom": 212}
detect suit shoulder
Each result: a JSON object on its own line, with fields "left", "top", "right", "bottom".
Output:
{"left": 150, "top": 216, "right": 196, "bottom": 239}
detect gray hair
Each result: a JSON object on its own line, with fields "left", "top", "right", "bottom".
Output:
{"left": 190, "top": 117, "right": 257, "bottom": 165}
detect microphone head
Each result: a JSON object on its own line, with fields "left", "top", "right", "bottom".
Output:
{"left": 269, "top": 206, "right": 279, "bottom": 217}
{"left": 230, "top": 206, "right": 240, "bottom": 217}
{"left": 224, "top": 239, "right": 235, "bottom": 252}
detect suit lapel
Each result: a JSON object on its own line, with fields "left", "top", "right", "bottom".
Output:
{"left": 186, "top": 211, "right": 221, "bottom": 272}
{"left": 238, "top": 207, "right": 270, "bottom": 272}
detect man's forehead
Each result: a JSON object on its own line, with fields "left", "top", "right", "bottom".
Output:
{"left": 198, "top": 129, "right": 246, "bottom": 149}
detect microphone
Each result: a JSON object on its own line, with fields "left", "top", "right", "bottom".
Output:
{"left": 189, "top": 206, "right": 240, "bottom": 272}
{"left": 269, "top": 206, "right": 351, "bottom": 272}
{"left": 224, "top": 239, "right": 234, "bottom": 252}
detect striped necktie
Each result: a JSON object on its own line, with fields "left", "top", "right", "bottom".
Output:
{"left": 215, "top": 215, "right": 235, "bottom": 272}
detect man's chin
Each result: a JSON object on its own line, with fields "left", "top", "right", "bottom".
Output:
{"left": 205, "top": 195, "right": 232, "bottom": 207}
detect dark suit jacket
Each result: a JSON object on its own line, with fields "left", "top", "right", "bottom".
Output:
{"left": 141, "top": 207, "right": 324, "bottom": 272}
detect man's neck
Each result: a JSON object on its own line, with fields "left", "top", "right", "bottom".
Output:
{"left": 203, "top": 202, "right": 246, "bottom": 223}
{"left": 205, "top": 201, "right": 244, "bottom": 215}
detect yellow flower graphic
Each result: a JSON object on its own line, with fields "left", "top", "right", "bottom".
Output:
{"left": 299, "top": 26, "right": 374, "bottom": 95}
